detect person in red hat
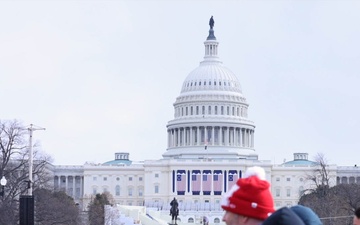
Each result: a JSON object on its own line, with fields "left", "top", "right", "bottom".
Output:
{"left": 354, "top": 207, "right": 360, "bottom": 225}
{"left": 221, "top": 166, "right": 275, "bottom": 225}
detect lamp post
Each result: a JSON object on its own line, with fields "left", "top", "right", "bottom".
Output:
{"left": 19, "top": 124, "right": 45, "bottom": 225}
{"left": 0, "top": 176, "right": 7, "bottom": 197}
{"left": 27, "top": 124, "right": 45, "bottom": 196}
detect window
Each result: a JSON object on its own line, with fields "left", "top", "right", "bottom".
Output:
{"left": 221, "top": 106, "right": 224, "bottom": 115}
{"left": 299, "top": 186, "right": 304, "bottom": 197}
{"left": 155, "top": 173, "right": 159, "bottom": 178}
{"left": 115, "top": 185, "right": 120, "bottom": 196}
{"left": 128, "top": 187, "right": 133, "bottom": 196}
{"left": 286, "top": 189, "right": 291, "bottom": 197}
{"left": 129, "top": 177, "right": 133, "bottom": 181}
{"left": 276, "top": 177, "right": 280, "bottom": 182}
{"left": 155, "top": 185, "right": 159, "bottom": 193}
{"left": 103, "top": 187, "right": 107, "bottom": 192}
{"left": 103, "top": 177, "right": 107, "bottom": 181}
{"left": 188, "top": 218, "right": 194, "bottom": 223}
{"left": 196, "top": 106, "right": 199, "bottom": 115}
{"left": 227, "top": 106, "right": 230, "bottom": 115}
{"left": 138, "top": 188, "right": 143, "bottom": 196}
{"left": 116, "top": 177, "right": 120, "bottom": 181}
{"left": 92, "top": 187, "right": 97, "bottom": 195}
{"left": 208, "top": 106, "right": 211, "bottom": 115}
{"left": 191, "top": 106, "right": 193, "bottom": 115}
{"left": 202, "top": 106, "right": 205, "bottom": 115}
{"left": 139, "top": 177, "right": 143, "bottom": 181}
{"left": 93, "top": 177, "right": 97, "bottom": 181}
{"left": 186, "top": 107, "right": 188, "bottom": 115}
{"left": 286, "top": 177, "right": 291, "bottom": 182}
{"left": 215, "top": 106, "right": 218, "bottom": 115}
{"left": 276, "top": 189, "right": 280, "bottom": 197}
{"left": 214, "top": 218, "right": 220, "bottom": 223}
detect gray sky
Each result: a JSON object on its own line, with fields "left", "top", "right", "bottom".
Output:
{"left": 1, "top": 0, "right": 359, "bottom": 166}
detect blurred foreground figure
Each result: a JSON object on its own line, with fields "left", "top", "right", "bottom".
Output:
{"left": 354, "top": 207, "right": 360, "bottom": 225}
{"left": 262, "top": 205, "right": 322, "bottom": 225}
{"left": 221, "top": 166, "right": 275, "bottom": 225}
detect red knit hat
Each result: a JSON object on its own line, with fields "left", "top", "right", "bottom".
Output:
{"left": 221, "top": 166, "right": 275, "bottom": 220}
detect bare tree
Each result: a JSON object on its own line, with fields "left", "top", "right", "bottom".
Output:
{"left": 34, "top": 188, "right": 80, "bottom": 225}
{"left": 88, "top": 192, "right": 114, "bottom": 225}
{"left": 0, "top": 120, "right": 53, "bottom": 223}
{"left": 299, "top": 184, "right": 358, "bottom": 225}
{"left": 302, "top": 153, "right": 333, "bottom": 197}
{"left": 299, "top": 153, "right": 357, "bottom": 225}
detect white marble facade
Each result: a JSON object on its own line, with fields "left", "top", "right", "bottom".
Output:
{"left": 52, "top": 22, "right": 360, "bottom": 212}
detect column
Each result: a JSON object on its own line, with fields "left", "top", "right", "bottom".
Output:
{"left": 239, "top": 127, "right": 242, "bottom": 146}
{"left": 190, "top": 127, "right": 193, "bottom": 146}
{"left": 227, "top": 127, "right": 230, "bottom": 146}
{"left": 73, "top": 176, "right": 76, "bottom": 198}
{"left": 177, "top": 128, "right": 180, "bottom": 146}
{"left": 234, "top": 128, "right": 238, "bottom": 146}
{"left": 197, "top": 127, "right": 200, "bottom": 145}
{"left": 219, "top": 127, "right": 223, "bottom": 146}
{"left": 251, "top": 130, "right": 255, "bottom": 148}
{"left": 242, "top": 129, "right": 245, "bottom": 147}
{"left": 80, "top": 176, "right": 83, "bottom": 198}
{"left": 173, "top": 129, "right": 176, "bottom": 147}
{"left": 247, "top": 129, "right": 250, "bottom": 147}
{"left": 65, "top": 176, "right": 68, "bottom": 194}
{"left": 212, "top": 126, "right": 215, "bottom": 145}
{"left": 182, "top": 128, "right": 186, "bottom": 146}
{"left": 168, "top": 130, "right": 171, "bottom": 148}
{"left": 205, "top": 126, "right": 208, "bottom": 144}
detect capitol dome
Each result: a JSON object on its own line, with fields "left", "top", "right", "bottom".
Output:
{"left": 163, "top": 18, "right": 257, "bottom": 160}
{"left": 180, "top": 62, "right": 243, "bottom": 95}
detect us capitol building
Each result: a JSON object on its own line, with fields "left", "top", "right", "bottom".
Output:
{"left": 51, "top": 18, "right": 359, "bottom": 223}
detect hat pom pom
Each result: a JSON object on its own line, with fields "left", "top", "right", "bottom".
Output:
{"left": 243, "top": 166, "right": 266, "bottom": 180}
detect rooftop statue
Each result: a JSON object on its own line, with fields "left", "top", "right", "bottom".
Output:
{"left": 209, "top": 16, "right": 214, "bottom": 29}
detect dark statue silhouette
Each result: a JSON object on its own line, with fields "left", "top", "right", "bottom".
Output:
{"left": 169, "top": 197, "right": 179, "bottom": 224}
{"left": 209, "top": 16, "right": 214, "bottom": 29}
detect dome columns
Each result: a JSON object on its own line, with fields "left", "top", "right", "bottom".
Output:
{"left": 167, "top": 126, "right": 254, "bottom": 149}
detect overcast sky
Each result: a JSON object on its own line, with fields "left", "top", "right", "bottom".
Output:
{"left": 1, "top": 0, "right": 359, "bottom": 166}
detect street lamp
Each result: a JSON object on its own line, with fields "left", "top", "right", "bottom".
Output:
{"left": 0, "top": 176, "right": 7, "bottom": 197}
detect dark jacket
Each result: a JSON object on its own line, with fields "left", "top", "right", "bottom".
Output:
{"left": 290, "top": 205, "right": 322, "bottom": 225}
{"left": 262, "top": 207, "right": 306, "bottom": 225}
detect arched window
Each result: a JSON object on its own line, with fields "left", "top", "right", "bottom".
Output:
{"left": 214, "top": 218, "right": 221, "bottom": 223}
{"left": 115, "top": 185, "right": 120, "bottom": 196}
{"left": 138, "top": 187, "right": 143, "bottom": 196}
{"left": 128, "top": 187, "right": 133, "bottom": 196}
{"left": 188, "top": 218, "right": 194, "bottom": 223}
